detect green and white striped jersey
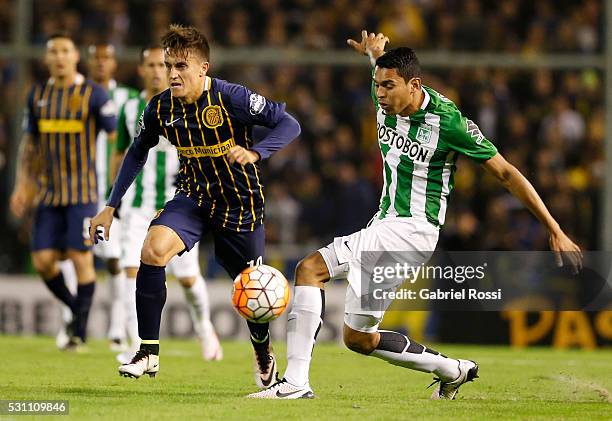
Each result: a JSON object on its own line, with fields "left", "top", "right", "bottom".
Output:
{"left": 116, "top": 92, "right": 180, "bottom": 212}
{"left": 96, "top": 79, "right": 139, "bottom": 199}
{"left": 373, "top": 83, "right": 497, "bottom": 227}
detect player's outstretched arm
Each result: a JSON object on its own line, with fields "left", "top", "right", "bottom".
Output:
{"left": 89, "top": 137, "right": 152, "bottom": 243}
{"left": 10, "top": 133, "right": 40, "bottom": 219}
{"left": 482, "top": 153, "right": 583, "bottom": 272}
{"left": 347, "top": 30, "right": 389, "bottom": 65}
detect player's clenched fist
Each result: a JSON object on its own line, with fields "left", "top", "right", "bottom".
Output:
{"left": 89, "top": 206, "right": 115, "bottom": 244}
{"left": 227, "top": 145, "right": 260, "bottom": 165}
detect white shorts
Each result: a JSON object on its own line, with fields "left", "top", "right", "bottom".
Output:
{"left": 93, "top": 202, "right": 122, "bottom": 259}
{"left": 121, "top": 209, "right": 201, "bottom": 279}
{"left": 318, "top": 217, "right": 439, "bottom": 333}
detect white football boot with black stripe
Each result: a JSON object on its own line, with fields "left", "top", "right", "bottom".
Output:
{"left": 118, "top": 350, "right": 159, "bottom": 379}
{"left": 429, "top": 359, "right": 479, "bottom": 400}
{"left": 247, "top": 379, "right": 314, "bottom": 399}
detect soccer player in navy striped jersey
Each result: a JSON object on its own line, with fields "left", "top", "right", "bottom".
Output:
{"left": 90, "top": 25, "right": 301, "bottom": 383}
{"left": 10, "top": 34, "right": 117, "bottom": 351}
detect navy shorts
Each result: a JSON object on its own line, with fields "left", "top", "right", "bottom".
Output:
{"left": 151, "top": 193, "right": 265, "bottom": 279}
{"left": 31, "top": 203, "right": 97, "bottom": 251}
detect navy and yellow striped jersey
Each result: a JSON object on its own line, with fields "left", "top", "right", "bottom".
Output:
{"left": 24, "top": 74, "right": 117, "bottom": 206}
{"left": 134, "top": 76, "right": 286, "bottom": 232}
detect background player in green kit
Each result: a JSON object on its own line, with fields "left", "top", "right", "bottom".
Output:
{"left": 249, "top": 31, "right": 584, "bottom": 400}
{"left": 114, "top": 46, "right": 222, "bottom": 363}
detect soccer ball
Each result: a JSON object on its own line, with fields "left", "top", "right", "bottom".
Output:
{"left": 231, "top": 265, "right": 291, "bottom": 323}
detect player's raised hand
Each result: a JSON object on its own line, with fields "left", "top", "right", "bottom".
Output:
{"left": 89, "top": 206, "right": 115, "bottom": 244}
{"left": 227, "top": 145, "right": 259, "bottom": 165}
{"left": 347, "top": 30, "right": 389, "bottom": 62}
{"left": 549, "top": 230, "right": 583, "bottom": 274}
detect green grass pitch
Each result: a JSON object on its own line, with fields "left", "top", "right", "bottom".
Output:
{"left": 0, "top": 336, "right": 610, "bottom": 420}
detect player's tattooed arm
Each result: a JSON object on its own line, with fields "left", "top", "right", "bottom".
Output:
{"left": 10, "top": 133, "right": 40, "bottom": 218}
{"left": 347, "top": 30, "right": 389, "bottom": 66}
{"left": 482, "top": 152, "right": 583, "bottom": 273}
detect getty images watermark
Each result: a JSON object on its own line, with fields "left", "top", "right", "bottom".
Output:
{"left": 353, "top": 251, "right": 612, "bottom": 312}
{"left": 371, "top": 261, "right": 502, "bottom": 301}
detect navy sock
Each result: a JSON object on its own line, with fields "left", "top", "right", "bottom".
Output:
{"left": 248, "top": 321, "right": 270, "bottom": 347}
{"left": 136, "top": 262, "right": 167, "bottom": 355}
{"left": 74, "top": 282, "right": 95, "bottom": 341}
{"left": 44, "top": 272, "right": 76, "bottom": 312}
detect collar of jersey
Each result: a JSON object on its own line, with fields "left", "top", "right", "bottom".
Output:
{"left": 48, "top": 73, "right": 85, "bottom": 86}
{"left": 420, "top": 87, "right": 430, "bottom": 110}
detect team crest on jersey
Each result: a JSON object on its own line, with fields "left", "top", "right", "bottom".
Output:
{"left": 203, "top": 105, "right": 224, "bottom": 129}
{"left": 415, "top": 124, "right": 432, "bottom": 144}
{"left": 249, "top": 93, "right": 266, "bottom": 115}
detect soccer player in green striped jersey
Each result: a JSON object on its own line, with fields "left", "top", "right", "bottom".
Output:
{"left": 114, "top": 46, "right": 222, "bottom": 362}
{"left": 249, "top": 31, "right": 583, "bottom": 400}
{"left": 87, "top": 43, "right": 140, "bottom": 352}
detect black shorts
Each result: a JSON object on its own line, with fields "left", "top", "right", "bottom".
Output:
{"left": 151, "top": 193, "right": 265, "bottom": 279}
{"left": 31, "top": 203, "right": 97, "bottom": 251}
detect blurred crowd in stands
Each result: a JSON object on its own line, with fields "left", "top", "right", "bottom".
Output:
{"left": 0, "top": 0, "right": 605, "bottom": 271}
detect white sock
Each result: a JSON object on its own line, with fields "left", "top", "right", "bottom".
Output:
{"left": 108, "top": 271, "right": 127, "bottom": 340}
{"left": 182, "top": 275, "right": 211, "bottom": 338}
{"left": 124, "top": 276, "right": 139, "bottom": 349}
{"left": 59, "top": 260, "right": 77, "bottom": 323}
{"left": 371, "top": 330, "right": 460, "bottom": 381}
{"left": 283, "top": 286, "right": 324, "bottom": 387}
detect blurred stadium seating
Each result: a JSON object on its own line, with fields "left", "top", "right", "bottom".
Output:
{"left": 0, "top": 0, "right": 605, "bottom": 274}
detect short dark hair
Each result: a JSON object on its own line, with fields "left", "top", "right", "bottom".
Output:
{"left": 47, "top": 32, "right": 74, "bottom": 44}
{"left": 161, "top": 24, "right": 210, "bottom": 61}
{"left": 375, "top": 47, "right": 421, "bottom": 82}
{"left": 139, "top": 45, "right": 163, "bottom": 63}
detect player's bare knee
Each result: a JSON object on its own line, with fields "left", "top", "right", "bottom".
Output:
{"left": 295, "top": 252, "right": 329, "bottom": 287}
{"left": 106, "top": 258, "right": 122, "bottom": 275}
{"left": 343, "top": 325, "right": 378, "bottom": 355}
{"left": 179, "top": 276, "right": 196, "bottom": 288}
{"left": 141, "top": 244, "right": 167, "bottom": 266}
{"left": 32, "top": 252, "right": 58, "bottom": 279}
{"left": 66, "top": 250, "right": 95, "bottom": 281}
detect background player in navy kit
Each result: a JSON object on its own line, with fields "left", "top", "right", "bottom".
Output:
{"left": 10, "top": 33, "right": 117, "bottom": 350}
{"left": 89, "top": 25, "right": 301, "bottom": 383}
